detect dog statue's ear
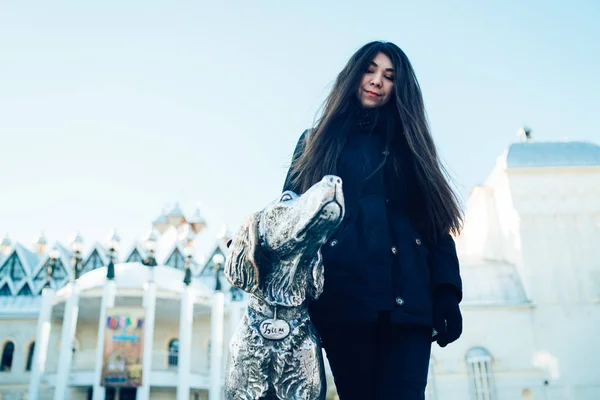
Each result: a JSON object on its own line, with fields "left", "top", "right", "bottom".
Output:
{"left": 307, "top": 249, "right": 325, "bottom": 300}
{"left": 224, "top": 212, "right": 260, "bottom": 293}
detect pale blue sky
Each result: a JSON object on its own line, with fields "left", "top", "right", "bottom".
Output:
{"left": 1, "top": 1, "right": 599, "bottom": 259}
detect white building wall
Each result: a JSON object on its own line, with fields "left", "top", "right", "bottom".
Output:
{"left": 0, "top": 318, "right": 38, "bottom": 400}
{"left": 507, "top": 167, "right": 600, "bottom": 400}
{"left": 433, "top": 306, "right": 544, "bottom": 400}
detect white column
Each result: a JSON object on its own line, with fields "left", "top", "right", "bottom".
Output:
{"left": 209, "top": 291, "right": 225, "bottom": 400}
{"left": 176, "top": 286, "right": 194, "bottom": 400}
{"left": 229, "top": 300, "right": 243, "bottom": 337}
{"left": 54, "top": 282, "right": 81, "bottom": 400}
{"left": 93, "top": 279, "right": 117, "bottom": 400}
{"left": 137, "top": 277, "right": 157, "bottom": 400}
{"left": 28, "top": 287, "right": 56, "bottom": 399}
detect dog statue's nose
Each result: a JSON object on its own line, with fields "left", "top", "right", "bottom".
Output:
{"left": 323, "top": 175, "right": 342, "bottom": 187}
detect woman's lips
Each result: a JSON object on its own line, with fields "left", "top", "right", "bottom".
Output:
{"left": 365, "top": 90, "right": 381, "bottom": 98}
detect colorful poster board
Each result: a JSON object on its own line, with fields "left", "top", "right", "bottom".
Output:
{"left": 101, "top": 307, "right": 145, "bottom": 387}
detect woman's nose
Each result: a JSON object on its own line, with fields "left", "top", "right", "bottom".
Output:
{"left": 370, "top": 75, "right": 383, "bottom": 87}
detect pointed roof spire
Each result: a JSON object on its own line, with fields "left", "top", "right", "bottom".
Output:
{"left": 35, "top": 231, "right": 48, "bottom": 245}
{"left": 1, "top": 234, "right": 11, "bottom": 255}
{"left": 34, "top": 231, "right": 48, "bottom": 254}
{"left": 166, "top": 203, "right": 186, "bottom": 227}
{"left": 188, "top": 203, "right": 207, "bottom": 234}
{"left": 152, "top": 208, "right": 170, "bottom": 234}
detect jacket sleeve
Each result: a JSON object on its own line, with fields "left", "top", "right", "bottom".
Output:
{"left": 282, "top": 129, "right": 309, "bottom": 194}
{"left": 428, "top": 232, "right": 463, "bottom": 302}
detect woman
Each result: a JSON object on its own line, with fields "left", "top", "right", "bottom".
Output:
{"left": 282, "top": 41, "right": 464, "bottom": 399}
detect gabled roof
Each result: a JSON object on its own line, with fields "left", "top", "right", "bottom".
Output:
{"left": 461, "top": 258, "right": 529, "bottom": 306}
{"left": 85, "top": 242, "right": 110, "bottom": 265}
{"left": 124, "top": 242, "right": 148, "bottom": 263}
{"left": 0, "top": 243, "right": 40, "bottom": 277}
{"left": 506, "top": 141, "right": 600, "bottom": 169}
{"left": 162, "top": 243, "right": 187, "bottom": 270}
{"left": 13, "top": 243, "right": 41, "bottom": 275}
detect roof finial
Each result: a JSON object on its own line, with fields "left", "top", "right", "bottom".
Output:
{"left": 1, "top": 234, "right": 12, "bottom": 255}
{"left": 518, "top": 126, "right": 533, "bottom": 142}
{"left": 35, "top": 231, "right": 48, "bottom": 254}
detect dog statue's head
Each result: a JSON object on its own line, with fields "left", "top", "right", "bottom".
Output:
{"left": 225, "top": 175, "right": 344, "bottom": 295}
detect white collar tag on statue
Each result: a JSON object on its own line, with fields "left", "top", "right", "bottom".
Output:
{"left": 259, "top": 305, "right": 290, "bottom": 340}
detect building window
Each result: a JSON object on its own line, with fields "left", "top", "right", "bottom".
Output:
{"left": 17, "top": 283, "right": 33, "bottom": 296}
{"left": 0, "top": 283, "right": 11, "bottom": 296}
{"left": 51, "top": 259, "right": 67, "bottom": 280}
{"left": 466, "top": 347, "right": 496, "bottom": 400}
{"left": 26, "top": 342, "right": 35, "bottom": 371}
{"left": 165, "top": 249, "right": 184, "bottom": 270}
{"left": 7, "top": 254, "right": 26, "bottom": 280}
{"left": 168, "top": 339, "right": 179, "bottom": 367}
{"left": 1, "top": 341, "right": 15, "bottom": 372}
{"left": 425, "top": 357, "right": 436, "bottom": 400}
{"left": 83, "top": 250, "right": 104, "bottom": 273}
{"left": 125, "top": 249, "right": 143, "bottom": 263}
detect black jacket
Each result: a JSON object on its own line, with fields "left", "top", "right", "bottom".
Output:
{"left": 282, "top": 113, "right": 462, "bottom": 327}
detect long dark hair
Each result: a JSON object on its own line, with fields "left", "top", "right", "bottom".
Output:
{"left": 288, "top": 41, "right": 463, "bottom": 237}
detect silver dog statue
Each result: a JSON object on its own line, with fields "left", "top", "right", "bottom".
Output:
{"left": 224, "top": 175, "right": 345, "bottom": 400}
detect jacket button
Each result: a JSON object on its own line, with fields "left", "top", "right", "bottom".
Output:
{"left": 391, "top": 246, "right": 398, "bottom": 255}
{"left": 330, "top": 239, "right": 338, "bottom": 247}
{"left": 415, "top": 238, "right": 422, "bottom": 245}
{"left": 395, "top": 297, "right": 405, "bottom": 306}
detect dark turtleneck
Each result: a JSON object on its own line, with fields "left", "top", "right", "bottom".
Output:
{"left": 352, "top": 101, "right": 390, "bottom": 135}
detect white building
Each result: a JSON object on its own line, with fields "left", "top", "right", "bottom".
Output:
{"left": 1, "top": 135, "right": 599, "bottom": 400}
{"left": 0, "top": 211, "right": 245, "bottom": 400}
{"left": 429, "top": 134, "right": 600, "bottom": 400}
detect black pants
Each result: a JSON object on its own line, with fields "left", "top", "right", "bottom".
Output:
{"left": 314, "top": 312, "right": 432, "bottom": 400}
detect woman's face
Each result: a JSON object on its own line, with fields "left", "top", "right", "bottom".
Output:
{"left": 356, "top": 52, "right": 394, "bottom": 108}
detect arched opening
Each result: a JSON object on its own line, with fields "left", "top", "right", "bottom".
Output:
{"left": 1, "top": 341, "right": 15, "bottom": 372}
{"left": 26, "top": 341, "right": 35, "bottom": 371}
{"left": 466, "top": 347, "right": 496, "bottom": 400}
{"left": 168, "top": 338, "right": 179, "bottom": 368}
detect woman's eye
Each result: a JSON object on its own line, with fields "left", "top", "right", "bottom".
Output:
{"left": 281, "top": 193, "right": 293, "bottom": 202}
{"left": 385, "top": 76, "right": 394, "bottom": 81}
